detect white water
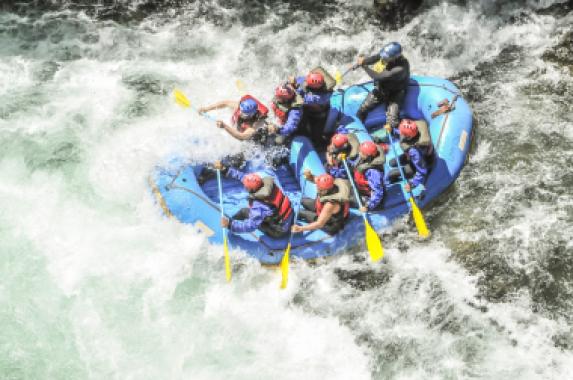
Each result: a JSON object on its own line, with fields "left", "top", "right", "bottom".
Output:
{"left": 1, "top": 1, "right": 572, "bottom": 379}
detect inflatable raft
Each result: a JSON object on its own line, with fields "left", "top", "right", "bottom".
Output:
{"left": 151, "top": 76, "right": 473, "bottom": 264}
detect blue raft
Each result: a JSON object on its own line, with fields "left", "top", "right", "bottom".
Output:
{"left": 151, "top": 75, "right": 473, "bottom": 264}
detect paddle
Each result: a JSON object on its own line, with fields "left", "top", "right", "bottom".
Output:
{"left": 235, "top": 79, "right": 247, "bottom": 93}
{"left": 335, "top": 64, "right": 359, "bottom": 86}
{"left": 386, "top": 128, "right": 430, "bottom": 238}
{"left": 173, "top": 89, "right": 217, "bottom": 122}
{"left": 341, "top": 156, "right": 384, "bottom": 262}
{"left": 216, "top": 169, "right": 232, "bottom": 282}
{"left": 280, "top": 180, "right": 306, "bottom": 289}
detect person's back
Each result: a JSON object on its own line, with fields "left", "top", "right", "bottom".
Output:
{"left": 219, "top": 167, "right": 294, "bottom": 238}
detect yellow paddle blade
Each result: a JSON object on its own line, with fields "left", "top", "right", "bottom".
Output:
{"left": 235, "top": 79, "right": 246, "bottom": 93}
{"left": 364, "top": 219, "right": 384, "bottom": 262}
{"left": 335, "top": 70, "right": 342, "bottom": 85}
{"left": 223, "top": 235, "right": 232, "bottom": 282}
{"left": 280, "top": 243, "right": 290, "bottom": 289}
{"left": 173, "top": 89, "right": 190, "bottom": 108}
{"left": 409, "top": 197, "right": 430, "bottom": 239}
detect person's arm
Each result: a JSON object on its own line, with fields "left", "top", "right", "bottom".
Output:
{"left": 219, "top": 122, "right": 257, "bottom": 141}
{"left": 365, "top": 169, "right": 385, "bottom": 210}
{"left": 303, "top": 169, "right": 315, "bottom": 183}
{"left": 407, "top": 148, "right": 429, "bottom": 188}
{"left": 304, "top": 92, "right": 331, "bottom": 106}
{"left": 327, "top": 165, "right": 347, "bottom": 179}
{"left": 362, "top": 54, "right": 380, "bottom": 66}
{"left": 279, "top": 108, "right": 302, "bottom": 136}
{"left": 199, "top": 100, "right": 238, "bottom": 113}
{"left": 297, "top": 202, "right": 339, "bottom": 232}
{"left": 225, "top": 167, "right": 246, "bottom": 181}
{"left": 363, "top": 65, "right": 407, "bottom": 85}
{"left": 229, "top": 203, "right": 271, "bottom": 234}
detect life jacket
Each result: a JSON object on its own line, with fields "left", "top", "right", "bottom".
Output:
{"left": 315, "top": 178, "right": 351, "bottom": 232}
{"left": 353, "top": 146, "right": 386, "bottom": 195}
{"left": 302, "top": 66, "right": 337, "bottom": 93}
{"left": 231, "top": 94, "right": 269, "bottom": 132}
{"left": 337, "top": 133, "right": 360, "bottom": 161}
{"left": 399, "top": 119, "right": 434, "bottom": 157}
{"left": 327, "top": 133, "right": 360, "bottom": 170}
{"left": 248, "top": 177, "right": 293, "bottom": 225}
{"left": 271, "top": 93, "right": 304, "bottom": 125}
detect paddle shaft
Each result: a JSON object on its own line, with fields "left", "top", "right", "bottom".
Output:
{"left": 287, "top": 179, "right": 306, "bottom": 247}
{"left": 341, "top": 158, "right": 368, "bottom": 223}
{"left": 387, "top": 130, "right": 413, "bottom": 203}
{"left": 216, "top": 169, "right": 232, "bottom": 281}
{"left": 342, "top": 64, "right": 359, "bottom": 79}
{"left": 193, "top": 105, "right": 217, "bottom": 122}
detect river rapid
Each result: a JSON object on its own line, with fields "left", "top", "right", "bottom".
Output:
{"left": 1, "top": 1, "right": 572, "bottom": 379}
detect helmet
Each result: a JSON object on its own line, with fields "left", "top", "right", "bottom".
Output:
{"left": 315, "top": 173, "right": 335, "bottom": 191}
{"left": 359, "top": 141, "right": 378, "bottom": 157}
{"left": 306, "top": 72, "right": 325, "bottom": 90}
{"left": 242, "top": 173, "right": 263, "bottom": 192}
{"left": 274, "top": 84, "right": 295, "bottom": 102}
{"left": 399, "top": 119, "right": 418, "bottom": 139}
{"left": 331, "top": 133, "right": 349, "bottom": 149}
{"left": 379, "top": 42, "right": 402, "bottom": 61}
{"left": 239, "top": 98, "right": 258, "bottom": 118}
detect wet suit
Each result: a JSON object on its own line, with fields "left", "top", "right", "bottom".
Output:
{"left": 357, "top": 55, "right": 410, "bottom": 129}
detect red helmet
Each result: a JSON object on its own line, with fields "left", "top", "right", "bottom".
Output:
{"left": 399, "top": 119, "right": 418, "bottom": 139}
{"left": 315, "top": 173, "right": 335, "bottom": 191}
{"left": 274, "top": 84, "right": 295, "bottom": 102}
{"left": 359, "top": 141, "right": 378, "bottom": 157}
{"left": 306, "top": 72, "right": 325, "bottom": 90}
{"left": 242, "top": 173, "right": 263, "bottom": 192}
{"left": 331, "top": 133, "right": 349, "bottom": 149}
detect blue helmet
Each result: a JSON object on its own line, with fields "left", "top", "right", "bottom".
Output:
{"left": 239, "top": 98, "right": 258, "bottom": 118}
{"left": 379, "top": 42, "right": 402, "bottom": 61}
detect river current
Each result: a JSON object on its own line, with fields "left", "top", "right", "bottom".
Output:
{"left": 1, "top": 1, "right": 572, "bottom": 379}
